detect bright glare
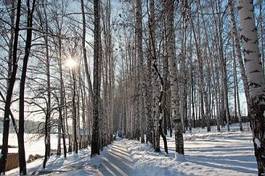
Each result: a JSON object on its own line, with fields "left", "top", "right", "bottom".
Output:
{"left": 65, "top": 58, "right": 78, "bottom": 69}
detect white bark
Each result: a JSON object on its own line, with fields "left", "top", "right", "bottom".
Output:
{"left": 164, "top": 0, "right": 184, "bottom": 154}
{"left": 238, "top": 0, "right": 265, "bottom": 174}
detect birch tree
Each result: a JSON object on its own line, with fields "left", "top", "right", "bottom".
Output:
{"left": 164, "top": 0, "right": 184, "bottom": 154}
{"left": 238, "top": 0, "right": 265, "bottom": 174}
{"left": 228, "top": 0, "right": 250, "bottom": 113}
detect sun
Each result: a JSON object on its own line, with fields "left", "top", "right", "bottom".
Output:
{"left": 65, "top": 58, "right": 78, "bottom": 70}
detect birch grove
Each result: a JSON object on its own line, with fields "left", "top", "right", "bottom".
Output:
{"left": 0, "top": 0, "right": 264, "bottom": 175}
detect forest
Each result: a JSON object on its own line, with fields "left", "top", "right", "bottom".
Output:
{"left": 0, "top": 0, "right": 264, "bottom": 175}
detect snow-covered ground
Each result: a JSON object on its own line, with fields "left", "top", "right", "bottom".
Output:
{"left": 6, "top": 123, "right": 257, "bottom": 175}
{"left": 129, "top": 130, "right": 256, "bottom": 175}
{"left": 7, "top": 148, "right": 101, "bottom": 176}
{"left": 0, "top": 134, "right": 62, "bottom": 160}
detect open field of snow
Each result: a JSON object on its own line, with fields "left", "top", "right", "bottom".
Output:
{"left": 0, "top": 134, "right": 62, "bottom": 160}
{"left": 6, "top": 123, "right": 257, "bottom": 175}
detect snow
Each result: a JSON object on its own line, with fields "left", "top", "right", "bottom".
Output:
{"left": 126, "top": 131, "right": 257, "bottom": 176}
{"left": 0, "top": 134, "right": 67, "bottom": 160}
{"left": 125, "top": 123, "right": 257, "bottom": 176}
{"left": 254, "top": 138, "right": 261, "bottom": 148}
{"left": 7, "top": 148, "right": 100, "bottom": 176}
{"left": 6, "top": 123, "right": 257, "bottom": 175}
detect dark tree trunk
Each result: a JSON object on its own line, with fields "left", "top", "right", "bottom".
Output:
{"left": 80, "top": 0, "right": 93, "bottom": 97}
{"left": 72, "top": 72, "right": 78, "bottom": 154}
{"left": 43, "top": 0, "right": 51, "bottom": 168}
{"left": 58, "top": 35, "right": 67, "bottom": 158}
{"left": 0, "top": 0, "right": 21, "bottom": 174}
{"left": 91, "top": 0, "right": 101, "bottom": 157}
{"left": 18, "top": 0, "right": 36, "bottom": 174}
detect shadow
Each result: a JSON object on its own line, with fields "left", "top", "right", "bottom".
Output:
{"left": 161, "top": 134, "right": 257, "bottom": 175}
{"left": 184, "top": 146, "right": 254, "bottom": 152}
{"left": 186, "top": 156, "right": 257, "bottom": 174}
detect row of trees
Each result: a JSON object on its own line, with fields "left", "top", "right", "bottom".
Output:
{"left": 0, "top": 0, "right": 265, "bottom": 175}
{"left": 113, "top": 0, "right": 265, "bottom": 174}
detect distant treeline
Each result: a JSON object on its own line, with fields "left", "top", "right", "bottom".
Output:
{"left": 0, "top": 119, "right": 44, "bottom": 134}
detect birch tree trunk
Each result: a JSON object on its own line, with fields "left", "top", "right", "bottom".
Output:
{"left": 91, "top": 0, "right": 101, "bottom": 157}
{"left": 80, "top": 78, "right": 87, "bottom": 147}
{"left": 232, "top": 39, "right": 243, "bottom": 131}
{"left": 146, "top": 0, "right": 155, "bottom": 145}
{"left": 164, "top": 0, "right": 184, "bottom": 155}
{"left": 81, "top": 0, "right": 93, "bottom": 97}
{"left": 228, "top": 0, "right": 250, "bottom": 110}
{"left": 135, "top": 0, "right": 145, "bottom": 143}
{"left": 238, "top": 0, "right": 265, "bottom": 174}
{"left": 72, "top": 72, "right": 78, "bottom": 154}
{"left": 43, "top": 1, "right": 51, "bottom": 168}
{"left": 58, "top": 35, "right": 67, "bottom": 158}
{"left": 217, "top": 0, "right": 230, "bottom": 131}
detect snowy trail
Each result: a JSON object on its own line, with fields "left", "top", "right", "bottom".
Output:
{"left": 98, "top": 142, "right": 135, "bottom": 176}
{"left": 6, "top": 126, "right": 257, "bottom": 175}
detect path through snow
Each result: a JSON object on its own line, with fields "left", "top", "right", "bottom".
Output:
{"left": 98, "top": 141, "right": 134, "bottom": 176}
{"left": 6, "top": 126, "right": 257, "bottom": 175}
